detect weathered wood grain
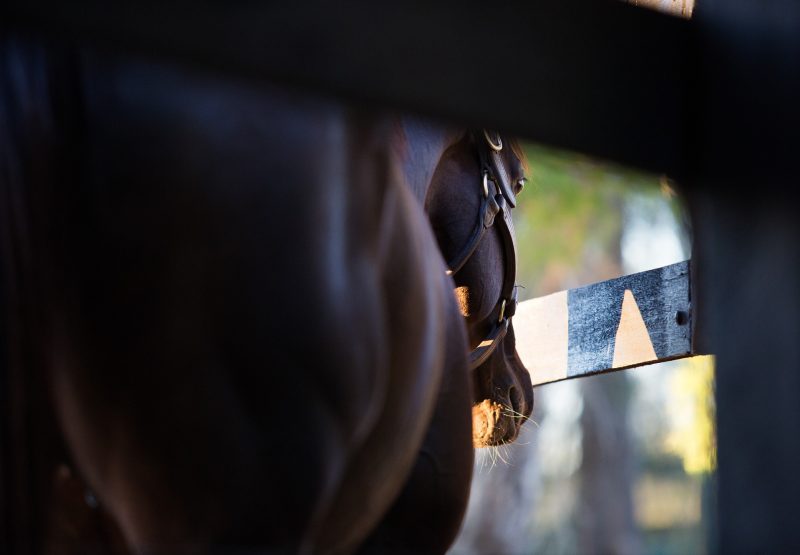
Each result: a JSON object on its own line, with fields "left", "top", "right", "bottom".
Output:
{"left": 514, "top": 261, "right": 693, "bottom": 386}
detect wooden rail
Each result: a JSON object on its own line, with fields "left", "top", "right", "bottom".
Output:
{"left": 514, "top": 261, "right": 694, "bottom": 386}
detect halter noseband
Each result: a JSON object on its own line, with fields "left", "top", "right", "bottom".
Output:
{"left": 446, "top": 130, "right": 521, "bottom": 370}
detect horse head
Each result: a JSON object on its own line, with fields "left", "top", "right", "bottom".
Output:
{"left": 426, "top": 130, "right": 533, "bottom": 447}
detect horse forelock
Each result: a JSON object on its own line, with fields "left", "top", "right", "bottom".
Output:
{"left": 506, "top": 136, "right": 528, "bottom": 172}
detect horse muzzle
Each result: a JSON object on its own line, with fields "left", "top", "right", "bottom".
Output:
{"left": 470, "top": 337, "right": 533, "bottom": 447}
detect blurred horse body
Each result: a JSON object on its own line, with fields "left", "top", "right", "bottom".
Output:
{"left": 1, "top": 36, "right": 529, "bottom": 554}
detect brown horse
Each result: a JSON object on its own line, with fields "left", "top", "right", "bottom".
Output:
{"left": 401, "top": 121, "right": 533, "bottom": 448}
{"left": 356, "top": 121, "right": 534, "bottom": 553}
{"left": 0, "top": 35, "right": 530, "bottom": 554}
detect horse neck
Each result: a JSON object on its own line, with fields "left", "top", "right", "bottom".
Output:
{"left": 392, "top": 116, "right": 463, "bottom": 205}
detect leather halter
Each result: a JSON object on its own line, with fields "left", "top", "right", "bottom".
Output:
{"left": 446, "top": 130, "right": 520, "bottom": 370}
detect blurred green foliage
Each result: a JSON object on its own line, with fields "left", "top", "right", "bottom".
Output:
{"left": 512, "top": 142, "right": 713, "bottom": 555}
{"left": 515, "top": 143, "right": 664, "bottom": 297}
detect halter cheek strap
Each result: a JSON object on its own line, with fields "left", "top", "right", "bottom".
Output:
{"left": 445, "top": 173, "right": 501, "bottom": 276}
{"left": 447, "top": 130, "right": 520, "bottom": 370}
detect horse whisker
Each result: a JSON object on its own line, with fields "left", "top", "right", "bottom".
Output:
{"left": 501, "top": 410, "right": 528, "bottom": 420}
{"left": 496, "top": 445, "right": 510, "bottom": 466}
{"left": 500, "top": 404, "right": 529, "bottom": 419}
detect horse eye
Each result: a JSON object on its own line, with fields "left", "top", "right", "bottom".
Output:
{"left": 515, "top": 178, "right": 527, "bottom": 194}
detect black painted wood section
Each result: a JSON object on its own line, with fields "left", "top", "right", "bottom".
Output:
{"left": 3, "top": 0, "right": 690, "bottom": 178}
{"left": 0, "top": 220, "right": 7, "bottom": 547}
{"left": 567, "top": 261, "right": 691, "bottom": 378}
{"left": 688, "top": 1, "right": 800, "bottom": 552}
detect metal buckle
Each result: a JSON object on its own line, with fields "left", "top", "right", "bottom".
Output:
{"left": 498, "top": 299, "right": 507, "bottom": 323}
{"left": 483, "top": 129, "right": 503, "bottom": 152}
{"left": 482, "top": 171, "right": 489, "bottom": 198}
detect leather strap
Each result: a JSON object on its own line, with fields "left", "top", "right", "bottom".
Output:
{"left": 446, "top": 130, "right": 520, "bottom": 370}
{"left": 491, "top": 149, "right": 517, "bottom": 208}
{"left": 446, "top": 177, "right": 500, "bottom": 275}
{"left": 469, "top": 318, "right": 510, "bottom": 368}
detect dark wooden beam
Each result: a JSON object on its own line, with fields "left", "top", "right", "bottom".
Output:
{"left": 3, "top": 0, "right": 690, "bottom": 178}
{"left": 514, "top": 261, "right": 695, "bottom": 386}
{"left": 0, "top": 239, "right": 7, "bottom": 549}
{"left": 686, "top": 1, "right": 800, "bottom": 552}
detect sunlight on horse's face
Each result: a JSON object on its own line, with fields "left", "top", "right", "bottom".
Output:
{"left": 471, "top": 323, "right": 532, "bottom": 446}
{"left": 426, "top": 134, "right": 534, "bottom": 447}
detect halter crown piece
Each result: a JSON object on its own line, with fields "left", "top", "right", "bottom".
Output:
{"left": 446, "top": 130, "right": 520, "bottom": 370}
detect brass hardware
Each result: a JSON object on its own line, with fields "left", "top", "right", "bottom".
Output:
{"left": 483, "top": 129, "right": 503, "bottom": 151}
{"left": 498, "top": 299, "right": 506, "bottom": 323}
